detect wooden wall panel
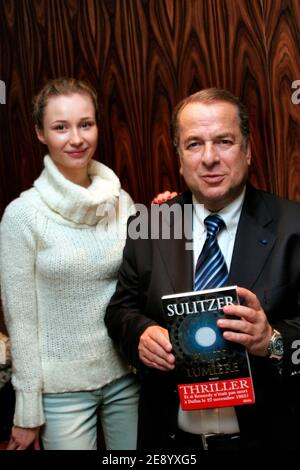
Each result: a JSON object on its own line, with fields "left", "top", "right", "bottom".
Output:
{"left": 0, "top": 0, "right": 300, "bottom": 216}
{"left": 263, "top": 0, "right": 300, "bottom": 199}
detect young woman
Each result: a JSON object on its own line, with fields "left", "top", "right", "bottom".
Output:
{"left": 0, "top": 78, "right": 139, "bottom": 450}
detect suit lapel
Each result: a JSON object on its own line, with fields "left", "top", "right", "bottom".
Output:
{"left": 228, "top": 185, "right": 277, "bottom": 289}
{"left": 156, "top": 192, "right": 194, "bottom": 293}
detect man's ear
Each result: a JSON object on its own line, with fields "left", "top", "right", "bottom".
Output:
{"left": 178, "top": 150, "right": 183, "bottom": 175}
{"left": 246, "top": 143, "right": 252, "bottom": 166}
{"left": 35, "top": 125, "right": 46, "bottom": 145}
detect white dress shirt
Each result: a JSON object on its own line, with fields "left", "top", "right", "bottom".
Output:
{"left": 178, "top": 188, "right": 246, "bottom": 435}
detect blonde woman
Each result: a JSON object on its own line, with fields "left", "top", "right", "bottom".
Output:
{"left": 0, "top": 78, "right": 139, "bottom": 450}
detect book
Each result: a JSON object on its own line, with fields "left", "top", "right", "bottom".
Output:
{"left": 161, "top": 286, "right": 255, "bottom": 410}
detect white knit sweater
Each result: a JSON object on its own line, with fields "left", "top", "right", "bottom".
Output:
{"left": 0, "top": 155, "right": 135, "bottom": 427}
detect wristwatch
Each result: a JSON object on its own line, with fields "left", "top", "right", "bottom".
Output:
{"left": 267, "top": 329, "right": 284, "bottom": 361}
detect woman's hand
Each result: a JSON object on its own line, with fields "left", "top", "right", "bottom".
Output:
{"left": 6, "top": 425, "right": 41, "bottom": 450}
{"left": 152, "top": 190, "right": 178, "bottom": 204}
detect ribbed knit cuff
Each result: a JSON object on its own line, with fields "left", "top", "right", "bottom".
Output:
{"left": 14, "top": 391, "right": 45, "bottom": 428}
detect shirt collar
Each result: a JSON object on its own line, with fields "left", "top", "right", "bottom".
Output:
{"left": 192, "top": 187, "right": 246, "bottom": 235}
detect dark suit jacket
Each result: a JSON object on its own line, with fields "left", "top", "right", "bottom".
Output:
{"left": 105, "top": 185, "right": 300, "bottom": 449}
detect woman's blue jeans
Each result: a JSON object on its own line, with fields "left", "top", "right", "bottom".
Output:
{"left": 42, "top": 373, "right": 139, "bottom": 450}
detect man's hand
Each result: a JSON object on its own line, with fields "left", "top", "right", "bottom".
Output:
{"left": 6, "top": 426, "right": 40, "bottom": 450}
{"left": 217, "top": 286, "right": 273, "bottom": 356}
{"left": 138, "top": 325, "right": 175, "bottom": 371}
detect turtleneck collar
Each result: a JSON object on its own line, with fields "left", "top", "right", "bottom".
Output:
{"left": 33, "top": 155, "right": 121, "bottom": 226}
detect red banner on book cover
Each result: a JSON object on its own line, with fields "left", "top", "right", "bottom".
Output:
{"left": 178, "top": 377, "right": 255, "bottom": 410}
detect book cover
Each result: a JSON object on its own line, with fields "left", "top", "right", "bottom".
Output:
{"left": 161, "top": 286, "right": 255, "bottom": 410}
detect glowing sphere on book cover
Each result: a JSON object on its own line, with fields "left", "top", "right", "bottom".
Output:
{"left": 177, "top": 312, "right": 227, "bottom": 355}
{"left": 195, "top": 326, "right": 217, "bottom": 347}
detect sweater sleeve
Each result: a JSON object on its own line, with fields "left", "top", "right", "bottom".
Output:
{"left": 0, "top": 199, "right": 44, "bottom": 427}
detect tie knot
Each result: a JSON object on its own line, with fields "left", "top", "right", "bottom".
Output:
{"left": 204, "top": 214, "right": 225, "bottom": 237}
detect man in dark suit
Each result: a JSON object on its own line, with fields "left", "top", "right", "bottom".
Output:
{"left": 105, "top": 88, "right": 300, "bottom": 450}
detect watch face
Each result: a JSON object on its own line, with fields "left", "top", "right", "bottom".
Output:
{"left": 273, "top": 337, "right": 284, "bottom": 355}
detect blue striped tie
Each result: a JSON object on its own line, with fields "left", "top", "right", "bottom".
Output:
{"left": 194, "top": 214, "right": 228, "bottom": 291}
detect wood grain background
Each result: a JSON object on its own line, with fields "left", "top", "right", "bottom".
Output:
{"left": 0, "top": 0, "right": 300, "bottom": 215}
